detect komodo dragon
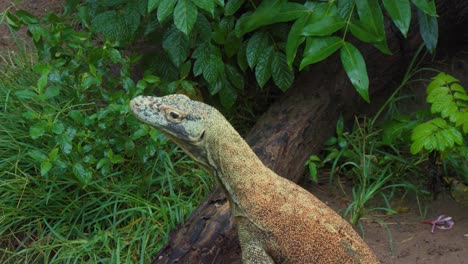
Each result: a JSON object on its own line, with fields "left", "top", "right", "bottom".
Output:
{"left": 130, "top": 94, "right": 380, "bottom": 264}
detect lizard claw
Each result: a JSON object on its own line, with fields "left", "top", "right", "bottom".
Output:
{"left": 422, "top": 214, "right": 454, "bottom": 233}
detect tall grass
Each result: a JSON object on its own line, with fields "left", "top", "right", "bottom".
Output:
{"left": 0, "top": 48, "right": 213, "bottom": 263}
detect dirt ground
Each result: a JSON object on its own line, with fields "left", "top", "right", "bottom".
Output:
{"left": 307, "top": 180, "right": 468, "bottom": 264}
{"left": 1, "top": 1, "right": 467, "bottom": 263}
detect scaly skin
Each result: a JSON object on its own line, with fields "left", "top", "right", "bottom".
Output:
{"left": 130, "top": 94, "right": 380, "bottom": 264}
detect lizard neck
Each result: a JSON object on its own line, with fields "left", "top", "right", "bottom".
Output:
{"left": 204, "top": 121, "right": 270, "bottom": 210}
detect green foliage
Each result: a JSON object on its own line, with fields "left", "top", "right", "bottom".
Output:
{"left": 410, "top": 73, "right": 468, "bottom": 154}
{"left": 0, "top": 9, "right": 212, "bottom": 262}
{"left": 6, "top": 0, "right": 438, "bottom": 107}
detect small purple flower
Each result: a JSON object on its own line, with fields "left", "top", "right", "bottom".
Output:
{"left": 423, "top": 215, "right": 455, "bottom": 233}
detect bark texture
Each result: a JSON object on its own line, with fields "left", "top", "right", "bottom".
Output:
{"left": 152, "top": 4, "right": 467, "bottom": 263}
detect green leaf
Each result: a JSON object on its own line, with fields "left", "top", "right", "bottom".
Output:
{"left": 411, "top": 0, "right": 437, "bottom": 16}
{"left": 301, "top": 15, "right": 345, "bottom": 37}
{"left": 30, "top": 121, "right": 48, "bottom": 139}
{"left": 336, "top": 114, "right": 344, "bottom": 136}
{"left": 29, "top": 150, "right": 47, "bottom": 162}
{"left": 73, "top": 163, "right": 93, "bottom": 185}
{"left": 48, "top": 148, "right": 59, "bottom": 161}
{"left": 6, "top": 12, "right": 21, "bottom": 29}
{"left": 246, "top": 32, "right": 269, "bottom": 69}
{"left": 192, "top": 0, "right": 215, "bottom": 15}
{"left": 45, "top": 86, "right": 60, "bottom": 98}
{"left": 349, "top": 21, "right": 383, "bottom": 43}
{"left": 255, "top": 46, "right": 274, "bottom": 88}
{"left": 272, "top": 52, "right": 294, "bottom": 92}
{"left": 340, "top": 42, "right": 369, "bottom": 102}
{"left": 237, "top": 41, "right": 248, "bottom": 72}
{"left": 300, "top": 37, "right": 342, "bottom": 70}
{"left": 163, "top": 26, "right": 189, "bottom": 67}
{"left": 51, "top": 122, "right": 65, "bottom": 135}
{"left": 235, "top": 0, "right": 306, "bottom": 36}
{"left": 219, "top": 83, "right": 237, "bottom": 108}
{"left": 179, "top": 61, "right": 192, "bottom": 79}
{"left": 15, "top": 90, "right": 37, "bottom": 99}
{"left": 148, "top": 0, "right": 161, "bottom": 13}
{"left": 225, "top": 0, "right": 245, "bottom": 16}
{"left": 417, "top": 9, "right": 438, "bottom": 53}
{"left": 41, "top": 161, "right": 52, "bottom": 176}
{"left": 286, "top": 14, "right": 308, "bottom": 67}
{"left": 158, "top": 0, "right": 177, "bottom": 23}
{"left": 308, "top": 162, "right": 318, "bottom": 183}
{"left": 355, "top": 0, "right": 386, "bottom": 39}
{"left": 16, "top": 10, "right": 39, "bottom": 24}
{"left": 174, "top": 0, "right": 198, "bottom": 35}
{"left": 57, "top": 128, "right": 76, "bottom": 154}
{"left": 337, "top": 0, "right": 355, "bottom": 19}
{"left": 382, "top": 0, "right": 411, "bottom": 37}
{"left": 225, "top": 31, "right": 242, "bottom": 57}
{"left": 354, "top": 0, "right": 391, "bottom": 54}
{"left": 226, "top": 64, "right": 244, "bottom": 90}
{"left": 411, "top": 118, "right": 463, "bottom": 154}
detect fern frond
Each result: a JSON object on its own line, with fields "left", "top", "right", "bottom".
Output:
{"left": 410, "top": 118, "right": 463, "bottom": 154}
{"left": 426, "top": 73, "right": 468, "bottom": 133}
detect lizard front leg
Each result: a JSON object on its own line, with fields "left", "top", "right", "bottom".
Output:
{"left": 236, "top": 216, "right": 275, "bottom": 264}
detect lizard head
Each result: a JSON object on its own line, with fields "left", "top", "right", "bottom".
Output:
{"left": 129, "top": 94, "right": 215, "bottom": 170}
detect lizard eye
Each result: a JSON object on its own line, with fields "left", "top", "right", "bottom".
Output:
{"left": 170, "top": 112, "right": 179, "bottom": 119}
{"left": 166, "top": 110, "right": 184, "bottom": 123}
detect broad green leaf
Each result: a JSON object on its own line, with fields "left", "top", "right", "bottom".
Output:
{"left": 382, "top": 0, "right": 411, "bottom": 37}
{"left": 237, "top": 41, "right": 248, "bottom": 72}
{"left": 28, "top": 150, "right": 47, "bottom": 162}
{"left": 48, "top": 148, "right": 59, "bottom": 161}
{"left": 337, "top": 0, "right": 355, "bottom": 19}
{"left": 272, "top": 52, "right": 294, "bottom": 92}
{"left": 57, "top": 128, "right": 76, "bottom": 154}
{"left": 179, "top": 61, "right": 192, "bottom": 79}
{"left": 340, "top": 42, "right": 369, "bottom": 102}
{"left": 45, "top": 86, "right": 60, "bottom": 98}
{"left": 235, "top": 0, "right": 306, "bottom": 36}
{"left": 148, "top": 0, "right": 161, "bottom": 13}
{"left": 192, "top": 0, "right": 215, "bottom": 15}
{"left": 41, "top": 161, "right": 52, "bottom": 176}
{"left": 255, "top": 46, "right": 274, "bottom": 88}
{"left": 417, "top": 9, "right": 438, "bottom": 53}
{"left": 225, "top": 0, "right": 245, "bottom": 16}
{"left": 300, "top": 37, "right": 342, "bottom": 70}
{"left": 73, "top": 163, "right": 92, "bottom": 185}
{"left": 16, "top": 10, "right": 39, "bottom": 24}
{"left": 30, "top": 121, "right": 48, "bottom": 139}
{"left": 301, "top": 15, "right": 345, "bottom": 37}
{"left": 226, "top": 64, "right": 245, "bottom": 90}
{"left": 411, "top": 0, "right": 436, "bottom": 16}
{"left": 355, "top": 0, "right": 385, "bottom": 37}
{"left": 246, "top": 32, "right": 269, "bottom": 69}
{"left": 411, "top": 118, "right": 463, "bottom": 154}
{"left": 6, "top": 12, "right": 21, "bottom": 29}
{"left": 349, "top": 21, "right": 382, "bottom": 42}
{"left": 225, "top": 31, "right": 241, "bottom": 57}
{"left": 219, "top": 83, "right": 237, "bottom": 108}
{"left": 15, "top": 90, "right": 37, "bottom": 99}
{"left": 286, "top": 15, "right": 308, "bottom": 67}
{"left": 51, "top": 122, "right": 65, "bottom": 135}
{"left": 308, "top": 163, "right": 318, "bottom": 183}
{"left": 158, "top": 0, "right": 177, "bottom": 23}
{"left": 174, "top": 0, "right": 198, "bottom": 35}
{"left": 163, "top": 26, "right": 189, "bottom": 67}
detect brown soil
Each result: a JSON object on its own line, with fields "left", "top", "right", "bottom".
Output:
{"left": 1, "top": 1, "right": 467, "bottom": 263}
{"left": 307, "top": 180, "right": 468, "bottom": 264}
